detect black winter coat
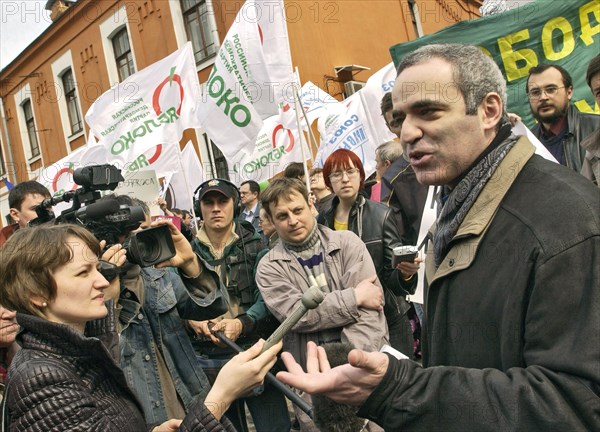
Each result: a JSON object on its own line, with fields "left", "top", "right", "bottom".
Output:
{"left": 358, "top": 137, "right": 600, "bottom": 431}
{"left": 5, "top": 312, "right": 235, "bottom": 432}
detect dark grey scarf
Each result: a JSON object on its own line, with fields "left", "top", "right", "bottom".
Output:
{"left": 434, "top": 125, "right": 517, "bottom": 265}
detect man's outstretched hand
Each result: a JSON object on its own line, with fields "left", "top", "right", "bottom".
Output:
{"left": 276, "top": 341, "right": 389, "bottom": 406}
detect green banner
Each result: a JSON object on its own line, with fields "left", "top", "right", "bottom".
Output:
{"left": 390, "top": 0, "right": 600, "bottom": 128}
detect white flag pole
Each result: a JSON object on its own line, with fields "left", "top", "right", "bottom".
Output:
{"left": 176, "top": 142, "right": 200, "bottom": 232}
{"left": 292, "top": 78, "right": 312, "bottom": 193}
{"left": 294, "top": 68, "right": 319, "bottom": 161}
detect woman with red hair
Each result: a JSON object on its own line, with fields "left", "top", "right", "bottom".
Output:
{"left": 318, "top": 149, "right": 417, "bottom": 355}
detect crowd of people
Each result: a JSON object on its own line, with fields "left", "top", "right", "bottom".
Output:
{"left": 0, "top": 44, "right": 598, "bottom": 432}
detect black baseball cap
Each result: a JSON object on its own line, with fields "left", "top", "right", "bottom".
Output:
{"left": 196, "top": 179, "right": 238, "bottom": 201}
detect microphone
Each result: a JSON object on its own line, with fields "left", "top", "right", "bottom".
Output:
{"left": 312, "top": 342, "right": 368, "bottom": 432}
{"left": 261, "top": 285, "right": 325, "bottom": 354}
{"left": 75, "top": 200, "right": 120, "bottom": 221}
{"left": 208, "top": 325, "right": 314, "bottom": 419}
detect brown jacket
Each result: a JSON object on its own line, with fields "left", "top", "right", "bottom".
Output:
{"left": 256, "top": 225, "right": 388, "bottom": 367}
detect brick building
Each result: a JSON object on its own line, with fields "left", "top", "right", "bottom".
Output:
{"left": 0, "top": 0, "right": 481, "bottom": 222}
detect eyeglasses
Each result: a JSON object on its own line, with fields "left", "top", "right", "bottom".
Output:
{"left": 527, "top": 85, "right": 565, "bottom": 100}
{"left": 329, "top": 168, "right": 360, "bottom": 182}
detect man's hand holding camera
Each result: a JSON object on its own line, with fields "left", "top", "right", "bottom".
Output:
{"left": 99, "top": 240, "right": 127, "bottom": 302}
{"left": 152, "top": 219, "right": 202, "bottom": 278}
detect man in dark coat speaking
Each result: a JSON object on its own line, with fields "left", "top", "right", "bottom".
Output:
{"left": 276, "top": 44, "right": 600, "bottom": 432}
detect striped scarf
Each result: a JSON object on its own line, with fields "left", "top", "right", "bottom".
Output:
{"left": 282, "top": 223, "right": 328, "bottom": 290}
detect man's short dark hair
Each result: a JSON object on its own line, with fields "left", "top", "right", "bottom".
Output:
{"left": 240, "top": 180, "right": 260, "bottom": 196}
{"left": 261, "top": 178, "right": 309, "bottom": 218}
{"left": 181, "top": 209, "right": 191, "bottom": 219}
{"left": 310, "top": 167, "right": 324, "bottom": 177}
{"left": 396, "top": 44, "right": 508, "bottom": 128}
{"left": 586, "top": 54, "right": 600, "bottom": 88}
{"left": 8, "top": 181, "right": 51, "bottom": 210}
{"left": 380, "top": 92, "right": 393, "bottom": 117}
{"left": 283, "top": 162, "right": 305, "bottom": 179}
{"left": 526, "top": 64, "right": 573, "bottom": 92}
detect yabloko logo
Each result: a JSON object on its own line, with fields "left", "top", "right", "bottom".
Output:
{"left": 153, "top": 67, "right": 184, "bottom": 116}
{"left": 52, "top": 163, "right": 77, "bottom": 193}
{"left": 272, "top": 124, "right": 294, "bottom": 153}
{"left": 272, "top": 105, "right": 294, "bottom": 153}
{"left": 127, "top": 144, "right": 164, "bottom": 172}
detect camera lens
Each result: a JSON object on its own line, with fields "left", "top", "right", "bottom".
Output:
{"left": 137, "top": 238, "right": 160, "bottom": 263}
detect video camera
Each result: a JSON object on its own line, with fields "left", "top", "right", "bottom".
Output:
{"left": 32, "top": 164, "right": 175, "bottom": 268}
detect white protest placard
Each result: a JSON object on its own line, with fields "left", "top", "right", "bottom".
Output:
{"left": 114, "top": 169, "right": 161, "bottom": 215}
{"left": 411, "top": 185, "right": 439, "bottom": 305}
{"left": 86, "top": 43, "right": 201, "bottom": 169}
{"left": 199, "top": 0, "right": 294, "bottom": 160}
{"left": 511, "top": 121, "right": 558, "bottom": 163}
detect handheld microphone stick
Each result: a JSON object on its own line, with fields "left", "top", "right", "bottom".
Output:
{"left": 261, "top": 285, "right": 325, "bottom": 354}
{"left": 209, "top": 326, "right": 314, "bottom": 419}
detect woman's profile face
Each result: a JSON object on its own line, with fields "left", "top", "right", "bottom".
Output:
{"left": 44, "top": 236, "right": 110, "bottom": 332}
{"left": 0, "top": 305, "right": 18, "bottom": 347}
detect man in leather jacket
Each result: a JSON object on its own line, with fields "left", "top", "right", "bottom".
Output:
{"left": 581, "top": 54, "right": 600, "bottom": 186}
{"left": 527, "top": 64, "right": 600, "bottom": 172}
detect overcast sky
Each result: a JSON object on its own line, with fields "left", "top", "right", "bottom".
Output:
{"left": 0, "top": 0, "right": 537, "bottom": 72}
{"left": 0, "top": 0, "right": 52, "bottom": 70}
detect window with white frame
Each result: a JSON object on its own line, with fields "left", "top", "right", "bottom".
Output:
{"left": 22, "top": 100, "right": 40, "bottom": 159}
{"left": 181, "top": 0, "right": 217, "bottom": 64}
{"left": 112, "top": 27, "right": 135, "bottom": 81}
{"left": 61, "top": 69, "right": 83, "bottom": 134}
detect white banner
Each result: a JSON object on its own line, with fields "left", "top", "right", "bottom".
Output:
{"left": 411, "top": 186, "right": 438, "bottom": 305}
{"left": 124, "top": 142, "right": 181, "bottom": 179}
{"left": 297, "top": 81, "right": 342, "bottom": 129}
{"left": 231, "top": 106, "right": 310, "bottom": 184}
{"left": 85, "top": 43, "right": 201, "bottom": 168}
{"left": 362, "top": 62, "right": 398, "bottom": 144}
{"left": 198, "top": 0, "right": 294, "bottom": 160}
{"left": 114, "top": 169, "right": 162, "bottom": 215}
{"left": 315, "top": 92, "right": 379, "bottom": 177}
{"left": 163, "top": 141, "right": 205, "bottom": 212}
{"left": 511, "top": 121, "right": 558, "bottom": 163}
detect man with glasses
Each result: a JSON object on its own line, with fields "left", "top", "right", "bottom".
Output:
{"left": 526, "top": 64, "right": 599, "bottom": 172}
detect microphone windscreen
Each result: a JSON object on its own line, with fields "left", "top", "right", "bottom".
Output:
{"left": 79, "top": 200, "right": 120, "bottom": 219}
{"left": 312, "top": 342, "right": 366, "bottom": 432}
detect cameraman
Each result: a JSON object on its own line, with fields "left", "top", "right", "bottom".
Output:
{"left": 188, "top": 179, "right": 291, "bottom": 432}
{"left": 1, "top": 181, "right": 51, "bottom": 247}
{"left": 91, "top": 194, "right": 223, "bottom": 425}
